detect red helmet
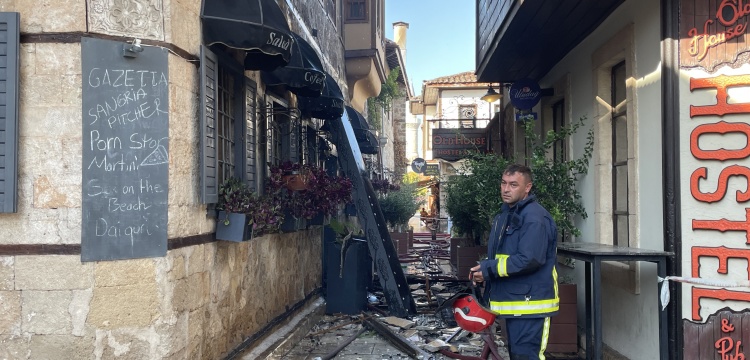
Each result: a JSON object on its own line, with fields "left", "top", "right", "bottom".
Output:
{"left": 452, "top": 294, "right": 496, "bottom": 333}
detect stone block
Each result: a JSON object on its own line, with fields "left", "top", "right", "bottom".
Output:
{"left": 166, "top": 176, "right": 194, "bottom": 207}
{"left": 168, "top": 84, "right": 198, "bottom": 126}
{"left": 33, "top": 175, "right": 78, "bottom": 209}
{"left": 97, "top": 330, "right": 152, "bottom": 360}
{"left": 19, "top": 106, "right": 80, "bottom": 139}
{"left": 0, "top": 257, "right": 13, "bottom": 290}
{"left": 168, "top": 254, "right": 186, "bottom": 281}
{"left": 69, "top": 289, "right": 93, "bottom": 337}
{"left": 61, "top": 137, "right": 84, "bottom": 176}
{"left": 57, "top": 208, "right": 84, "bottom": 245}
{"left": 15, "top": 255, "right": 92, "bottom": 290}
{"left": 22, "top": 290, "right": 72, "bottom": 335}
{"left": 20, "top": 74, "right": 63, "bottom": 106}
{"left": 88, "top": 284, "right": 158, "bottom": 329}
{"left": 35, "top": 43, "right": 81, "bottom": 75}
{"left": 168, "top": 139, "right": 195, "bottom": 177}
{"left": 29, "top": 334, "right": 93, "bottom": 360}
{"left": 0, "top": 291, "right": 21, "bottom": 335}
{"left": 0, "top": 335, "right": 30, "bottom": 360}
{"left": 186, "top": 245, "right": 205, "bottom": 275}
{"left": 151, "top": 312, "right": 188, "bottom": 358}
{"left": 20, "top": 43, "right": 37, "bottom": 78}
{"left": 17, "top": 0, "right": 86, "bottom": 32}
{"left": 173, "top": 271, "right": 208, "bottom": 312}
{"left": 186, "top": 309, "right": 205, "bottom": 359}
{"left": 165, "top": 1, "right": 200, "bottom": 55}
{"left": 94, "top": 258, "right": 156, "bottom": 287}
{"left": 18, "top": 135, "right": 62, "bottom": 175}
{"left": 62, "top": 74, "right": 83, "bottom": 106}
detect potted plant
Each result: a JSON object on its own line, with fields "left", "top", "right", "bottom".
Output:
{"left": 215, "top": 178, "right": 254, "bottom": 242}
{"left": 275, "top": 161, "right": 311, "bottom": 191}
{"left": 305, "top": 166, "right": 352, "bottom": 226}
{"left": 248, "top": 194, "right": 284, "bottom": 236}
{"left": 378, "top": 181, "right": 422, "bottom": 254}
{"left": 444, "top": 153, "right": 510, "bottom": 246}
{"left": 268, "top": 162, "right": 353, "bottom": 232}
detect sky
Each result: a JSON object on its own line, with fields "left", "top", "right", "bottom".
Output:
{"left": 385, "top": 1, "right": 475, "bottom": 97}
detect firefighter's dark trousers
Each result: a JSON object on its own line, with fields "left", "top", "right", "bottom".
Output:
{"left": 505, "top": 316, "right": 551, "bottom": 360}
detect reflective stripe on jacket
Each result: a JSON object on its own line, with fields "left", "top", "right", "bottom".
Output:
{"left": 479, "top": 195, "right": 559, "bottom": 318}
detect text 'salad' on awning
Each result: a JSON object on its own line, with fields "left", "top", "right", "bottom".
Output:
{"left": 345, "top": 106, "right": 378, "bottom": 154}
{"left": 261, "top": 33, "right": 326, "bottom": 97}
{"left": 201, "top": 0, "right": 293, "bottom": 71}
{"left": 299, "top": 73, "right": 345, "bottom": 120}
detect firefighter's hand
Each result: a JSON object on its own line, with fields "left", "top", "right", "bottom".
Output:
{"left": 470, "top": 265, "right": 484, "bottom": 284}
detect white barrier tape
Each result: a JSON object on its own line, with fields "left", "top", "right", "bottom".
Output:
{"left": 657, "top": 276, "right": 750, "bottom": 311}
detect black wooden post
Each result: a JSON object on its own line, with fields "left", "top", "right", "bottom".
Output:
{"left": 330, "top": 112, "right": 417, "bottom": 317}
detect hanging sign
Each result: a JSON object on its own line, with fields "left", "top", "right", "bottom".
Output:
{"left": 411, "top": 158, "right": 426, "bottom": 173}
{"left": 515, "top": 111, "right": 538, "bottom": 122}
{"left": 680, "top": 0, "right": 750, "bottom": 71}
{"left": 424, "top": 164, "right": 440, "bottom": 176}
{"left": 509, "top": 79, "right": 542, "bottom": 110}
{"left": 432, "top": 128, "right": 487, "bottom": 161}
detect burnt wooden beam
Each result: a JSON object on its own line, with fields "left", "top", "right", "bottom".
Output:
{"left": 330, "top": 114, "right": 417, "bottom": 317}
{"left": 362, "top": 317, "right": 429, "bottom": 359}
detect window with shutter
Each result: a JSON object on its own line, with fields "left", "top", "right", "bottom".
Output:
{"left": 200, "top": 46, "right": 219, "bottom": 204}
{"left": 201, "top": 46, "right": 257, "bottom": 203}
{"left": 0, "top": 13, "right": 19, "bottom": 213}
{"left": 266, "top": 95, "right": 288, "bottom": 168}
{"left": 245, "top": 79, "right": 257, "bottom": 191}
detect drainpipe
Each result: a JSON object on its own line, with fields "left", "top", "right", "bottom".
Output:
{"left": 661, "top": 0, "right": 682, "bottom": 358}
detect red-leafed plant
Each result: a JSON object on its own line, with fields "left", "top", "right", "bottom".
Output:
{"left": 268, "top": 162, "right": 353, "bottom": 222}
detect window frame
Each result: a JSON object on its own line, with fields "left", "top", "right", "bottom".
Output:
{"left": 611, "top": 60, "right": 629, "bottom": 248}
{"left": 200, "top": 45, "right": 259, "bottom": 202}
{"left": 591, "top": 24, "right": 640, "bottom": 294}
{"left": 345, "top": 0, "right": 367, "bottom": 22}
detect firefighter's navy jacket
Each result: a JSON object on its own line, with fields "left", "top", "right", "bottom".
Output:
{"left": 478, "top": 195, "right": 559, "bottom": 317}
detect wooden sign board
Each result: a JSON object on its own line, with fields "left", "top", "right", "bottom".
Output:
{"left": 679, "top": 0, "right": 750, "bottom": 70}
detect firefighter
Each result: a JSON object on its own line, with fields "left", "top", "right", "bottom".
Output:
{"left": 470, "top": 164, "right": 559, "bottom": 360}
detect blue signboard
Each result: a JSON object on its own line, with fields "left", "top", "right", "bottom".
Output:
{"left": 509, "top": 78, "right": 542, "bottom": 110}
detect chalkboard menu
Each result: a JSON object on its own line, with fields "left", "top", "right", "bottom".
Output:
{"left": 81, "top": 37, "right": 169, "bottom": 261}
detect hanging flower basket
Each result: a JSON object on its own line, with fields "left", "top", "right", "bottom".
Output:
{"left": 282, "top": 171, "right": 309, "bottom": 191}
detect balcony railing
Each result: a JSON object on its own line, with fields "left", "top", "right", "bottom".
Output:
{"left": 426, "top": 118, "right": 491, "bottom": 129}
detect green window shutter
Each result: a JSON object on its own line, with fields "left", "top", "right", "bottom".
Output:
{"left": 244, "top": 78, "right": 257, "bottom": 191}
{"left": 200, "top": 45, "right": 219, "bottom": 204}
{"left": 0, "top": 13, "right": 19, "bottom": 213}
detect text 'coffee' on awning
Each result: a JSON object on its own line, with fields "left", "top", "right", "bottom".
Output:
{"left": 298, "top": 73, "right": 345, "bottom": 120}
{"left": 261, "top": 33, "right": 326, "bottom": 97}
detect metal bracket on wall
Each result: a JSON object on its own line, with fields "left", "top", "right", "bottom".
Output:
{"left": 330, "top": 112, "right": 417, "bottom": 317}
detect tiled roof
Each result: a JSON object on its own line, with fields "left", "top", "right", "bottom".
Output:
{"left": 423, "top": 71, "right": 478, "bottom": 85}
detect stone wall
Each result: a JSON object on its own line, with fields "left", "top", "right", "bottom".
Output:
{"left": 0, "top": 0, "right": 335, "bottom": 358}
{"left": 391, "top": 87, "right": 408, "bottom": 179}
{"left": 0, "top": 231, "right": 321, "bottom": 359}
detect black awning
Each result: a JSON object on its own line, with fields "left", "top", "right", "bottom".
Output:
{"left": 261, "top": 33, "right": 326, "bottom": 97}
{"left": 345, "top": 106, "right": 370, "bottom": 141}
{"left": 359, "top": 131, "right": 379, "bottom": 154}
{"left": 298, "top": 73, "right": 345, "bottom": 120}
{"left": 201, "top": 0, "right": 293, "bottom": 71}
